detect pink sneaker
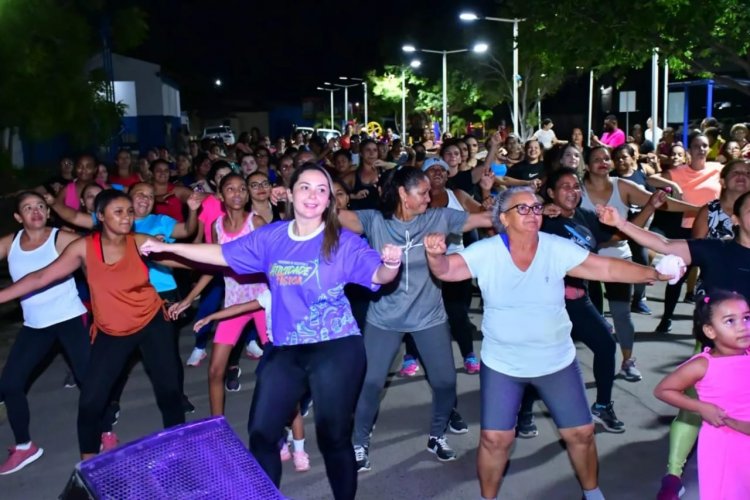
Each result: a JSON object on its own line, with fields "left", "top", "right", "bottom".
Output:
{"left": 279, "top": 442, "right": 291, "bottom": 462}
{"left": 0, "top": 443, "right": 44, "bottom": 475}
{"left": 463, "top": 354, "right": 480, "bottom": 374}
{"left": 293, "top": 450, "right": 310, "bottom": 472}
{"left": 399, "top": 357, "right": 420, "bottom": 377}
{"left": 100, "top": 432, "right": 119, "bottom": 452}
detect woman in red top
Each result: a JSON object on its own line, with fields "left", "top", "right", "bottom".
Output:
{"left": 0, "top": 190, "right": 184, "bottom": 459}
{"left": 109, "top": 149, "right": 142, "bottom": 188}
{"left": 151, "top": 159, "right": 193, "bottom": 222}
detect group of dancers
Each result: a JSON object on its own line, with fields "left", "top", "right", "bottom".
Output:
{"left": 0, "top": 132, "right": 748, "bottom": 499}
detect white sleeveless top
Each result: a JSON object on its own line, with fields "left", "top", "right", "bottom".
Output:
{"left": 446, "top": 189, "right": 465, "bottom": 255}
{"left": 580, "top": 178, "right": 632, "bottom": 259}
{"left": 8, "top": 228, "right": 87, "bottom": 328}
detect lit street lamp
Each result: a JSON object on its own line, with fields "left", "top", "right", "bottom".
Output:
{"left": 402, "top": 42, "right": 488, "bottom": 136}
{"left": 338, "top": 76, "right": 367, "bottom": 131}
{"left": 316, "top": 86, "right": 340, "bottom": 130}
{"left": 460, "top": 11, "right": 525, "bottom": 135}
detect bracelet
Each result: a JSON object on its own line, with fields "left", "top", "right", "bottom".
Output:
{"left": 382, "top": 261, "right": 401, "bottom": 270}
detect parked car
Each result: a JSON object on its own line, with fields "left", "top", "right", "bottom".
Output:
{"left": 202, "top": 125, "right": 236, "bottom": 146}
{"left": 294, "top": 126, "right": 341, "bottom": 142}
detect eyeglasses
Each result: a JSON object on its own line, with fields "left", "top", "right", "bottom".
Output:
{"left": 504, "top": 203, "right": 544, "bottom": 215}
{"left": 249, "top": 181, "right": 271, "bottom": 189}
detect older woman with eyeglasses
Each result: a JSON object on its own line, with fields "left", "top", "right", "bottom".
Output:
{"left": 423, "top": 186, "right": 670, "bottom": 500}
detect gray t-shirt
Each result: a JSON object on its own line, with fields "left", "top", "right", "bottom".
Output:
{"left": 356, "top": 208, "right": 469, "bottom": 332}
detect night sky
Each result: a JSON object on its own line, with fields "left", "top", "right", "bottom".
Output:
{"left": 129, "top": 0, "right": 502, "bottom": 107}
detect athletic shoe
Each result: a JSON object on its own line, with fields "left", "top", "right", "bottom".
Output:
{"left": 683, "top": 292, "right": 695, "bottom": 304}
{"left": 427, "top": 435, "right": 457, "bottom": 462}
{"left": 656, "top": 473, "right": 686, "bottom": 500}
{"left": 399, "top": 356, "right": 420, "bottom": 377}
{"left": 619, "top": 358, "right": 643, "bottom": 382}
{"left": 182, "top": 395, "right": 195, "bottom": 414}
{"left": 225, "top": 366, "right": 241, "bottom": 392}
{"left": 63, "top": 371, "right": 77, "bottom": 389}
{"left": 448, "top": 409, "right": 469, "bottom": 434}
{"left": 245, "top": 340, "right": 264, "bottom": 359}
{"left": 591, "top": 402, "right": 625, "bottom": 433}
{"left": 463, "top": 354, "right": 480, "bottom": 374}
{"left": 516, "top": 414, "right": 539, "bottom": 438}
{"left": 655, "top": 318, "right": 672, "bottom": 333}
{"left": 100, "top": 432, "right": 119, "bottom": 452}
{"left": 631, "top": 300, "right": 652, "bottom": 315}
{"left": 292, "top": 451, "right": 310, "bottom": 472}
{"left": 0, "top": 443, "right": 43, "bottom": 475}
{"left": 280, "top": 442, "right": 291, "bottom": 462}
{"left": 186, "top": 348, "right": 207, "bottom": 367}
{"left": 354, "top": 445, "right": 370, "bottom": 472}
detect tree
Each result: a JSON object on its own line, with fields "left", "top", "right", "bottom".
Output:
{"left": 0, "top": 0, "right": 148, "bottom": 160}
{"left": 365, "top": 65, "right": 427, "bottom": 128}
{"left": 414, "top": 70, "right": 483, "bottom": 119}
{"left": 506, "top": 0, "right": 750, "bottom": 96}
{"left": 473, "top": 109, "right": 494, "bottom": 138}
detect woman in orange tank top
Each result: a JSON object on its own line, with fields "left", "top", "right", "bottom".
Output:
{"left": 0, "top": 189, "right": 185, "bottom": 460}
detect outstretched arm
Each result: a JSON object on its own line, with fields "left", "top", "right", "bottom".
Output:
{"left": 0, "top": 238, "right": 85, "bottom": 303}
{"left": 139, "top": 239, "right": 228, "bottom": 267}
{"left": 424, "top": 233, "right": 472, "bottom": 282}
{"left": 596, "top": 205, "right": 693, "bottom": 265}
{"left": 45, "top": 193, "right": 94, "bottom": 229}
{"left": 567, "top": 253, "right": 668, "bottom": 283}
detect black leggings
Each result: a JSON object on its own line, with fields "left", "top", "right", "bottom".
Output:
{"left": 0, "top": 315, "right": 89, "bottom": 444}
{"left": 248, "top": 336, "right": 365, "bottom": 500}
{"left": 77, "top": 312, "right": 184, "bottom": 454}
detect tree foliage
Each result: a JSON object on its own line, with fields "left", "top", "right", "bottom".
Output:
{"left": 0, "top": 0, "right": 148, "bottom": 151}
{"left": 505, "top": 0, "right": 750, "bottom": 96}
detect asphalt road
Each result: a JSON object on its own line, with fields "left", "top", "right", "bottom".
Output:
{"left": 0, "top": 282, "right": 700, "bottom": 500}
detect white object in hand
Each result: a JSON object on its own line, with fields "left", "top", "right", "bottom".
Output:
{"left": 655, "top": 254, "right": 687, "bottom": 285}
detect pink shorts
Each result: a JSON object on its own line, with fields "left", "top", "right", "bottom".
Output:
{"left": 213, "top": 310, "right": 268, "bottom": 346}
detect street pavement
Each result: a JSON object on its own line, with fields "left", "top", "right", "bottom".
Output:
{"left": 0, "top": 282, "right": 700, "bottom": 500}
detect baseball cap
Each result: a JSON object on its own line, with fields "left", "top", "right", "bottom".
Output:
{"left": 421, "top": 157, "right": 450, "bottom": 172}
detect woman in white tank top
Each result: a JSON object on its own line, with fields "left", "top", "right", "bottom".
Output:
{"left": 0, "top": 192, "right": 89, "bottom": 475}
{"left": 581, "top": 147, "right": 699, "bottom": 382}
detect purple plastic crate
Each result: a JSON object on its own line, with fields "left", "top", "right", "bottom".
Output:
{"left": 75, "top": 416, "right": 286, "bottom": 500}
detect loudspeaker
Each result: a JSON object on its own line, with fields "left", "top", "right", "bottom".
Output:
{"left": 60, "top": 416, "right": 286, "bottom": 499}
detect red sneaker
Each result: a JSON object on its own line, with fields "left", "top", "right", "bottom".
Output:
{"left": 0, "top": 443, "right": 44, "bottom": 475}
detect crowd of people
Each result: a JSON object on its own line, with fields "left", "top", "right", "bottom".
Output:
{"left": 0, "top": 116, "right": 749, "bottom": 499}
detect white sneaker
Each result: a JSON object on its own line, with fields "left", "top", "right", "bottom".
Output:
{"left": 246, "top": 340, "right": 263, "bottom": 359}
{"left": 186, "top": 348, "right": 207, "bottom": 367}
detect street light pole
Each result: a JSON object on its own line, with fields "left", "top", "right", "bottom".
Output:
{"left": 402, "top": 43, "right": 487, "bottom": 141}
{"left": 363, "top": 82, "right": 369, "bottom": 129}
{"left": 402, "top": 69, "right": 407, "bottom": 140}
{"left": 316, "top": 86, "right": 340, "bottom": 130}
{"left": 459, "top": 13, "right": 525, "bottom": 135}
{"left": 337, "top": 77, "right": 364, "bottom": 131}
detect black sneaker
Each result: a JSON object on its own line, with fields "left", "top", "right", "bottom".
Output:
{"left": 448, "top": 409, "right": 469, "bottom": 434}
{"left": 591, "top": 402, "right": 625, "bottom": 433}
{"left": 225, "top": 366, "right": 241, "bottom": 392}
{"left": 427, "top": 435, "right": 457, "bottom": 462}
{"left": 182, "top": 395, "right": 195, "bottom": 414}
{"left": 516, "top": 414, "right": 539, "bottom": 438}
{"left": 354, "top": 445, "right": 370, "bottom": 472}
{"left": 655, "top": 318, "right": 672, "bottom": 333}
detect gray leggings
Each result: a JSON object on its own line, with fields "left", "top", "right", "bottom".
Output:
{"left": 352, "top": 322, "right": 457, "bottom": 446}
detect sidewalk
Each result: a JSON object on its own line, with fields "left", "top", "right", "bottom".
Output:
{"left": 0, "top": 282, "right": 700, "bottom": 499}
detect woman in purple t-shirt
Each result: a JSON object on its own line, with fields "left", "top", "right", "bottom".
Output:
{"left": 140, "top": 163, "right": 402, "bottom": 500}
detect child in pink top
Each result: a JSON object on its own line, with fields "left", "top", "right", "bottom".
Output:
{"left": 655, "top": 290, "right": 750, "bottom": 500}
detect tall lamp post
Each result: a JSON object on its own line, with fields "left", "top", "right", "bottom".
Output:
{"left": 316, "top": 86, "right": 340, "bottom": 130}
{"left": 339, "top": 76, "right": 367, "bottom": 131}
{"left": 402, "top": 42, "right": 488, "bottom": 137}
{"left": 459, "top": 12, "right": 525, "bottom": 135}
{"left": 402, "top": 60, "right": 422, "bottom": 141}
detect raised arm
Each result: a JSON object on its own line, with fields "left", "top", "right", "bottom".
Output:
{"left": 596, "top": 205, "right": 693, "bottom": 265}
{"left": 45, "top": 193, "right": 94, "bottom": 229}
{"left": 423, "top": 233, "right": 472, "bottom": 282}
{"left": 371, "top": 244, "right": 403, "bottom": 284}
{"left": 567, "top": 253, "right": 667, "bottom": 283}
{"left": 0, "top": 238, "right": 85, "bottom": 303}
{"left": 170, "top": 193, "right": 202, "bottom": 239}
{"left": 620, "top": 178, "right": 697, "bottom": 212}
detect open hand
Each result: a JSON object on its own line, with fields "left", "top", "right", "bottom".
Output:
{"left": 187, "top": 192, "right": 205, "bottom": 211}
{"left": 423, "top": 233, "right": 447, "bottom": 256}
